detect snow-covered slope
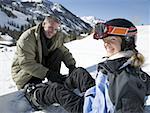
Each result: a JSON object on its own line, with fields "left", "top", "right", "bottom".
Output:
{"left": 0, "top": 6, "right": 31, "bottom": 31}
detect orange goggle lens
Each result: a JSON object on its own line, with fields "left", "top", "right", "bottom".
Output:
{"left": 107, "top": 26, "right": 128, "bottom": 36}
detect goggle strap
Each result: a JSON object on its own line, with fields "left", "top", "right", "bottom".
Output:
{"left": 127, "top": 31, "right": 137, "bottom": 37}
{"left": 128, "top": 27, "right": 137, "bottom": 33}
{"left": 127, "top": 27, "right": 137, "bottom": 36}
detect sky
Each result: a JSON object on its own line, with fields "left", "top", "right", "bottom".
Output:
{"left": 50, "top": 0, "right": 150, "bottom": 26}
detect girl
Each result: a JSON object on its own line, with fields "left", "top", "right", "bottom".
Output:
{"left": 84, "top": 18, "right": 150, "bottom": 113}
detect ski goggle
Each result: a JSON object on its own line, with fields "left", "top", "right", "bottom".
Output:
{"left": 93, "top": 23, "right": 137, "bottom": 40}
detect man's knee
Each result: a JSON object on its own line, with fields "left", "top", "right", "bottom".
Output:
{"left": 72, "top": 67, "right": 88, "bottom": 74}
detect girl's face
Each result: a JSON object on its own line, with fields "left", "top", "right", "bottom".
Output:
{"left": 103, "top": 36, "right": 122, "bottom": 57}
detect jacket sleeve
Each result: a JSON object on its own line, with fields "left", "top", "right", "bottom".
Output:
{"left": 83, "top": 87, "right": 96, "bottom": 113}
{"left": 59, "top": 45, "right": 76, "bottom": 68}
{"left": 17, "top": 31, "right": 48, "bottom": 79}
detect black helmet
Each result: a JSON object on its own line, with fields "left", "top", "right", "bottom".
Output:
{"left": 94, "top": 18, "right": 137, "bottom": 51}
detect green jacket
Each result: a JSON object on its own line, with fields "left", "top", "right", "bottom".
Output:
{"left": 11, "top": 23, "right": 76, "bottom": 89}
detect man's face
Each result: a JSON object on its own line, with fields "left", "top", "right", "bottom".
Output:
{"left": 42, "top": 21, "right": 60, "bottom": 39}
{"left": 103, "top": 36, "right": 122, "bottom": 57}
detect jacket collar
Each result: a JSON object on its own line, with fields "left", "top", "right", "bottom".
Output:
{"left": 34, "top": 23, "right": 42, "bottom": 40}
{"left": 106, "top": 50, "right": 134, "bottom": 60}
{"left": 98, "top": 50, "right": 135, "bottom": 74}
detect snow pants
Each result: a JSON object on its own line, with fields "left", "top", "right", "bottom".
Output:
{"left": 35, "top": 67, "right": 95, "bottom": 113}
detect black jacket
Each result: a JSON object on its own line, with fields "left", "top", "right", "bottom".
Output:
{"left": 98, "top": 57, "right": 150, "bottom": 113}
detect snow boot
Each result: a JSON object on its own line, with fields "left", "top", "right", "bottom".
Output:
{"left": 24, "top": 83, "right": 46, "bottom": 111}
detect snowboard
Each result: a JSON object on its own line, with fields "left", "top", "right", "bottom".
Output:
{"left": 0, "top": 90, "right": 68, "bottom": 113}
{"left": 0, "top": 91, "right": 150, "bottom": 113}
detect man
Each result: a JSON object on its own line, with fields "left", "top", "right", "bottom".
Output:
{"left": 11, "top": 15, "right": 76, "bottom": 90}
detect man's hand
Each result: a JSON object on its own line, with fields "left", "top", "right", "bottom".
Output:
{"left": 68, "top": 65, "right": 76, "bottom": 75}
{"left": 46, "top": 70, "right": 67, "bottom": 84}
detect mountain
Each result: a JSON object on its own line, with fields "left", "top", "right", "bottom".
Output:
{"left": 21, "top": 0, "right": 42, "bottom": 2}
{"left": 81, "top": 16, "right": 105, "bottom": 27}
{"left": 0, "top": 0, "right": 93, "bottom": 42}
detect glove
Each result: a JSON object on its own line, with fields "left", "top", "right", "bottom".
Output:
{"left": 68, "top": 65, "right": 76, "bottom": 75}
{"left": 46, "top": 70, "right": 67, "bottom": 84}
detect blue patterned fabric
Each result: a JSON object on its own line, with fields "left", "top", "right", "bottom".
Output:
{"left": 83, "top": 71, "right": 114, "bottom": 113}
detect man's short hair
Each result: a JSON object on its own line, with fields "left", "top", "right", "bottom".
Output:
{"left": 44, "top": 15, "right": 60, "bottom": 24}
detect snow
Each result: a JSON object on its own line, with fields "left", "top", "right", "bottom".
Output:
{"left": 0, "top": 6, "right": 31, "bottom": 31}
{"left": 51, "top": 3, "right": 65, "bottom": 13}
{"left": 0, "top": 32, "right": 15, "bottom": 45}
{"left": 0, "top": 33, "right": 13, "bottom": 41}
{"left": 10, "top": 8, "right": 31, "bottom": 26}
{"left": 0, "top": 25, "right": 150, "bottom": 112}
{"left": 81, "top": 16, "right": 105, "bottom": 27}
{"left": 0, "top": 46, "right": 17, "bottom": 95}
{"left": 21, "top": 0, "right": 42, "bottom": 2}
